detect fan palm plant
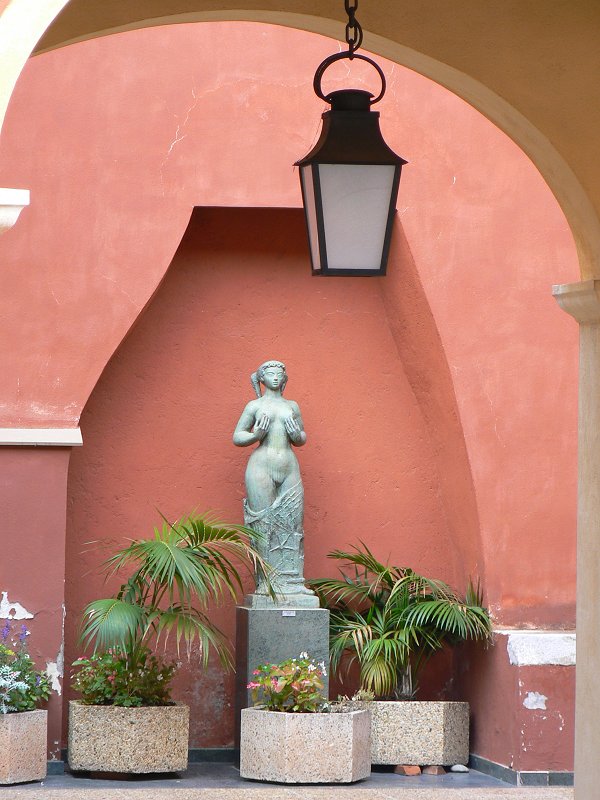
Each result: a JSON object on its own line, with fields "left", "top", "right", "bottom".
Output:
{"left": 310, "top": 544, "right": 492, "bottom": 700}
{"left": 79, "top": 512, "right": 274, "bottom": 678}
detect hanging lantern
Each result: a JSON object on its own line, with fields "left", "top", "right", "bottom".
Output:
{"left": 295, "top": 2, "right": 407, "bottom": 276}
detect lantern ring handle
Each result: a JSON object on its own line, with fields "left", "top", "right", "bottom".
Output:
{"left": 313, "top": 51, "right": 386, "bottom": 106}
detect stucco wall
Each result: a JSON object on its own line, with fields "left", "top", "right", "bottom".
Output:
{"left": 66, "top": 206, "right": 466, "bottom": 746}
{"left": 0, "top": 21, "right": 578, "bottom": 768}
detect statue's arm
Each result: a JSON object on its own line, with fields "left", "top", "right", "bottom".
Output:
{"left": 286, "top": 401, "right": 307, "bottom": 447}
{"left": 233, "top": 402, "right": 265, "bottom": 446}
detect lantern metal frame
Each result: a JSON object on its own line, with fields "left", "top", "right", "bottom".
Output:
{"left": 294, "top": 0, "right": 407, "bottom": 276}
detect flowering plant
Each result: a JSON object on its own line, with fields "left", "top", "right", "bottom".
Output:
{"left": 247, "top": 652, "right": 327, "bottom": 713}
{"left": 0, "top": 621, "right": 51, "bottom": 714}
{"left": 71, "top": 648, "right": 175, "bottom": 707}
{"left": 71, "top": 511, "right": 274, "bottom": 708}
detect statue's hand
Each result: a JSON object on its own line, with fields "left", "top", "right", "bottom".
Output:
{"left": 253, "top": 413, "right": 270, "bottom": 441}
{"left": 284, "top": 415, "right": 303, "bottom": 442}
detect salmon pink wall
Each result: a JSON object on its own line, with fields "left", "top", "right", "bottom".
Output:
{"left": 459, "top": 639, "right": 575, "bottom": 772}
{"left": 0, "top": 21, "right": 578, "bottom": 768}
{"left": 65, "top": 207, "right": 466, "bottom": 746}
{"left": 0, "top": 448, "right": 70, "bottom": 759}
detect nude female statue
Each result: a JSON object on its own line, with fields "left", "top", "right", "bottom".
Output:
{"left": 233, "top": 361, "right": 316, "bottom": 603}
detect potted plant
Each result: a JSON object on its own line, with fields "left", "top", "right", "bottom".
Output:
{"left": 240, "top": 652, "right": 371, "bottom": 784}
{"left": 310, "top": 544, "right": 493, "bottom": 766}
{"left": 69, "top": 511, "right": 273, "bottom": 774}
{"left": 0, "top": 621, "right": 51, "bottom": 784}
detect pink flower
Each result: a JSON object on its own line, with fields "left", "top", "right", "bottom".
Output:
{"left": 246, "top": 681, "right": 260, "bottom": 689}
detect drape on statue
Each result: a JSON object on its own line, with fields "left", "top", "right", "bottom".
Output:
{"left": 244, "top": 481, "right": 307, "bottom": 596}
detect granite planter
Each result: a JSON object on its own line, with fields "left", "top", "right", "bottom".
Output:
{"left": 68, "top": 700, "right": 189, "bottom": 773}
{"left": 361, "top": 700, "right": 469, "bottom": 766}
{"left": 0, "top": 709, "right": 47, "bottom": 784}
{"left": 240, "top": 707, "right": 371, "bottom": 783}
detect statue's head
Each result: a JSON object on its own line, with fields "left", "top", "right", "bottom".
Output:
{"left": 251, "top": 360, "right": 287, "bottom": 397}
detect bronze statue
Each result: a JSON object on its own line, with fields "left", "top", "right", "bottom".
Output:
{"left": 233, "top": 361, "right": 317, "bottom": 605}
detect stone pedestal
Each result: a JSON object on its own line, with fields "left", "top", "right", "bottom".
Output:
{"left": 235, "top": 604, "right": 330, "bottom": 744}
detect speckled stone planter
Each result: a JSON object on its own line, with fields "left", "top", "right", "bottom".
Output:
{"left": 0, "top": 709, "right": 47, "bottom": 784}
{"left": 240, "top": 707, "right": 371, "bottom": 783}
{"left": 68, "top": 700, "right": 189, "bottom": 773}
{"left": 361, "top": 700, "right": 469, "bottom": 766}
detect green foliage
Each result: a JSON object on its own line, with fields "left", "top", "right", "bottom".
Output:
{"left": 74, "top": 511, "right": 274, "bottom": 706}
{"left": 71, "top": 649, "right": 175, "bottom": 707}
{"left": 0, "top": 622, "right": 51, "bottom": 714}
{"left": 310, "top": 543, "right": 493, "bottom": 700}
{"left": 248, "top": 653, "right": 327, "bottom": 713}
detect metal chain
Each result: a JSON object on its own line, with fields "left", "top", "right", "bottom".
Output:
{"left": 344, "top": 0, "right": 363, "bottom": 56}
{"left": 312, "top": 0, "right": 386, "bottom": 105}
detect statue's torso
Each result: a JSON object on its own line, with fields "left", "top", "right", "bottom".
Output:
{"left": 247, "top": 396, "right": 299, "bottom": 475}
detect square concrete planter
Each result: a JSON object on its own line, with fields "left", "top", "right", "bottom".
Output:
{"left": 0, "top": 709, "right": 47, "bottom": 784}
{"left": 362, "top": 700, "right": 469, "bottom": 766}
{"left": 68, "top": 700, "right": 189, "bottom": 773}
{"left": 240, "top": 707, "right": 371, "bottom": 783}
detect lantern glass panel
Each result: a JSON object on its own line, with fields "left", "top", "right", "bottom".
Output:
{"left": 319, "top": 163, "right": 396, "bottom": 271}
{"left": 299, "top": 166, "right": 322, "bottom": 271}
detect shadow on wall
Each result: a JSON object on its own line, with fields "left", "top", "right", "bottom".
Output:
{"left": 64, "top": 206, "right": 480, "bottom": 747}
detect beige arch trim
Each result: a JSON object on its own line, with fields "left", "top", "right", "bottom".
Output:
{"left": 1, "top": 3, "right": 599, "bottom": 278}
{"left": 0, "top": 0, "right": 68, "bottom": 138}
{"left": 0, "top": 186, "right": 29, "bottom": 234}
{"left": 0, "top": 427, "right": 82, "bottom": 446}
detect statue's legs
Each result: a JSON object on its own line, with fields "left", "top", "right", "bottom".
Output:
{"left": 244, "top": 481, "right": 314, "bottom": 599}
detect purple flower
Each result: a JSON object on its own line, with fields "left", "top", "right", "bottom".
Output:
{"left": 19, "top": 624, "right": 28, "bottom": 642}
{"left": 1, "top": 621, "right": 10, "bottom": 642}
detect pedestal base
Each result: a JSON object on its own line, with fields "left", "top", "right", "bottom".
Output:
{"left": 235, "top": 605, "right": 330, "bottom": 745}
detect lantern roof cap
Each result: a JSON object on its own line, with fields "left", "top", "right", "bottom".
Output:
{"left": 325, "top": 89, "right": 372, "bottom": 111}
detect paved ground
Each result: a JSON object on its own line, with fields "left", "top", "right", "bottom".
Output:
{"left": 0, "top": 764, "right": 574, "bottom": 799}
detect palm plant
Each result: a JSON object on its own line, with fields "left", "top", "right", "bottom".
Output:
{"left": 80, "top": 512, "right": 274, "bottom": 676}
{"left": 310, "top": 544, "right": 492, "bottom": 700}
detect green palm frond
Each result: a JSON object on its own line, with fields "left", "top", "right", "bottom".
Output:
{"left": 359, "top": 635, "right": 411, "bottom": 698}
{"left": 387, "top": 571, "right": 455, "bottom": 604}
{"left": 326, "top": 542, "right": 407, "bottom": 591}
{"left": 80, "top": 511, "right": 274, "bottom": 671}
{"left": 330, "top": 610, "right": 373, "bottom": 659}
{"left": 150, "top": 606, "right": 234, "bottom": 671}
{"left": 310, "top": 575, "right": 375, "bottom": 608}
{"left": 80, "top": 598, "right": 147, "bottom": 652}
{"left": 402, "top": 598, "right": 492, "bottom": 641}
{"left": 466, "top": 576, "right": 485, "bottom": 607}
{"left": 116, "top": 573, "right": 150, "bottom": 605}
{"left": 310, "top": 542, "right": 411, "bottom": 608}
{"left": 314, "top": 545, "right": 493, "bottom": 699}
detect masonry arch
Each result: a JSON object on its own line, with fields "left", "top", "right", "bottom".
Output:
{"left": 0, "top": 3, "right": 596, "bottom": 793}
{"left": 0, "top": 1, "right": 598, "bottom": 280}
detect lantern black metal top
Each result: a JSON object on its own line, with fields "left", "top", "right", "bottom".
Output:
{"left": 296, "top": 88, "right": 405, "bottom": 167}
{"left": 295, "top": 1, "right": 407, "bottom": 276}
